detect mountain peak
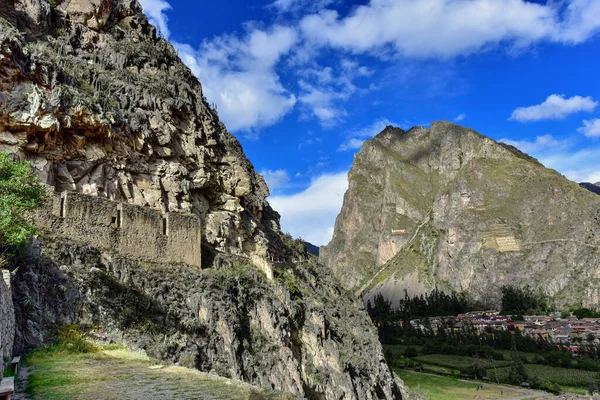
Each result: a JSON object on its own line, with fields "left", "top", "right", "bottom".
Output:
{"left": 321, "top": 122, "right": 600, "bottom": 309}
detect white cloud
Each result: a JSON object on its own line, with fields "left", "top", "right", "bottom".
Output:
{"left": 454, "top": 113, "right": 466, "bottom": 122}
{"left": 499, "top": 135, "right": 600, "bottom": 183}
{"left": 270, "top": 0, "right": 337, "bottom": 14}
{"left": 578, "top": 119, "right": 600, "bottom": 138}
{"left": 555, "top": 0, "right": 600, "bottom": 44}
{"left": 141, "top": 0, "right": 600, "bottom": 133}
{"left": 338, "top": 138, "right": 366, "bottom": 152}
{"left": 339, "top": 118, "right": 398, "bottom": 151}
{"left": 541, "top": 147, "right": 600, "bottom": 183}
{"left": 297, "top": 60, "right": 371, "bottom": 127}
{"left": 509, "top": 94, "right": 598, "bottom": 122}
{"left": 269, "top": 172, "right": 348, "bottom": 246}
{"left": 500, "top": 134, "right": 566, "bottom": 154}
{"left": 174, "top": 25, "right": 298, "bottom": 133}
{"left": 297, "top": 80, "right": 347, "bottom": 127}
{"left": 139, "top": 0, "right": 172, "bottom": 38}
{"left": 299, "top": 0, "right": 600, "bottom": 59}
{"left": 260, "top": 169, "right": 290, "bottom": 190}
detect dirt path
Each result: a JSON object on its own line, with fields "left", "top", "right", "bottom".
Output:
{"left": 455, "top": 378, "right": 550, "bottom": 400}
{"left": 17, "top": 349, "right": 294, "bottom": 400}
{"left": 12, "top": 366, "right": 33, "bottom": 400}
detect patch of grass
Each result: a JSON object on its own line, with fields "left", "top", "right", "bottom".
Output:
{"left": 394, "top": 369, "right": 523, "bottom": 400}
{"left": 497, "top": 349, "right": 537, "bottom": 362}
{"left": 414, "top": 354, "right": 512, "bottom": 372}
{"left": 488, "top": 364, "right": 600, "bottom": 387}
{"left": 383, "top": 344, "right": 423, "bottom": 356}
{"left": 3, "top": 364, "right": 14, "bottom": 377}
{"left": 561, "top": 386, "right": 588, "bottom": 395}
{"left": 23, "top": 327, "right": 294, "bottom": 399}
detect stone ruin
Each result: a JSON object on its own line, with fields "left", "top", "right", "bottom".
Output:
{"left": 32, "top": 191, "right": 202, "bottom": 268}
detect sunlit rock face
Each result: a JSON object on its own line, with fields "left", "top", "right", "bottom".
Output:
{"left": 321, "top": 122, "right": 600, "bottom": 309}
{"left": 0, "top": 0, "right": 280, "bottom": 259}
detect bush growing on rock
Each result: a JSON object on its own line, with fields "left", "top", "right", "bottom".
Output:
{"left": 0, "top": 153, "right": 45, "bottom": 249}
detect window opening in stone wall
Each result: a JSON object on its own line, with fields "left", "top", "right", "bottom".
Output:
{"left": 117, "top": 208, "right": 122, "bottom": 228}
{"left": 162, "top": 215, "right": 169, "bottom": 236}
{"left": 60, "top": 196, "right": 66, "bottom": 218}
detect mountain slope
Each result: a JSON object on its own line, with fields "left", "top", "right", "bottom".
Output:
{"left": 0, "top": 1, "right": 408, "bottom": 398}
{"left": 580, "top": 182, "right": 600, "bottom": 196}
{"left": 321, "top": 122, "right": 600, "bottom": 308}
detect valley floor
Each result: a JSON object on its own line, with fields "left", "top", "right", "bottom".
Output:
{"left": 14, "top": 345, "right": 294, "bottom": 400}
{"left": 395, "top": 369, "right": 592, "bottom": 400}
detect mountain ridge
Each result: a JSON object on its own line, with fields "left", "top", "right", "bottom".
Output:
{"left": 321, "top": 121, "right": 600, "bottom": 309}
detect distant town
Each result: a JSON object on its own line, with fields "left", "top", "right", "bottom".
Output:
{"left": 410, "top": 310, "right": 600, "bottom": 354}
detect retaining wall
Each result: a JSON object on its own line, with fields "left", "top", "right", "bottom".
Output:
{"left": 33, "top": 192, "right": 201, "bottom": 268}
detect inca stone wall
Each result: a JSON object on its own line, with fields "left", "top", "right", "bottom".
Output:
{"left": 0, "top": 270, "right": 14, "bottom": 377}
{"left": 33, "top": 192, "right": 202, "bottom": 267}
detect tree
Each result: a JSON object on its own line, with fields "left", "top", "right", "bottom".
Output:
{"left": 501, "top": 285, "right": 548, "bottom": 314}
{"left": 0, "top": 153, "right": 45, "bottom": 249}
{"left": 572, "top": 308, "right": 600, "bottom": 319}
{"left": 508, "top": 337, "right": 528, "bottom": 385}
{"left": 403, "top": 347, "right": 418, "bottom": 358}
{"left": 588, "top": 378, "right": 598, "bottom": 396}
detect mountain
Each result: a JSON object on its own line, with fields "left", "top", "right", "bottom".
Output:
{"left": 0, "top": 1, "right": 408, "bottom": 398}
{"left": 580, "top": 182, "right": 600, "bottom": 196}
{"left": 320, "top": 122, "right": 600, "bottom": 309}
{"left": 304, "top": 241, "right": 320, "bottom": 256}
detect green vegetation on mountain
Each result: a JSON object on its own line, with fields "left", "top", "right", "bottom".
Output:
{"left": 0, "top": 153, "right": 45, "bottom": 248}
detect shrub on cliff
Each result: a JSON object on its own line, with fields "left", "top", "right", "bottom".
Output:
{"left": 0, "top": 153, "right": 45, "bottom": 248}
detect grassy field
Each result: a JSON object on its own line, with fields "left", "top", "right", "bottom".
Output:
{"left": 382, "top": 344, "right": 423, "bottom": 355}
{"left": 487, "top": 364, "right": 600, "bottom": 387}
{"left": 497, "top": 350, "right": 538, "bottom": 363}
{"left": 394, "top": 369, "right": 525, "bottom": 400}
{"left": 23, "top": 333, "right": 293, "bottom": 400}
{"left": 396, "top": 351, "right": 600, "bottom": 392}
{"left": 413, "top": 354, "right": 513, "bottom": 372}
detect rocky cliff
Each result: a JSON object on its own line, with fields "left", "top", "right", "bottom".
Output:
{"left": 0, "top": 1, "right": 409, "bottom": 398}
{"left": 321, "top": 122, "right": 600, "bottom": 309}
{"left": 0, "top": 0, "right": 276, "bottom": 258}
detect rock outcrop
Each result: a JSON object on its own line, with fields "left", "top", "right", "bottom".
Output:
{"left": 0, "top": 1, "right": 409, "bottom": 398}
{"left": 321, "top": 122, "right": 600, "bottom": 309}
{"left": 10, "top": 237, "right": 408, "bottom": 399}
{"left": 0, "top": 0, "right": 275, "bottom": 259}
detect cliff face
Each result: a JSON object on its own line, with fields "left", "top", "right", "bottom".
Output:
{"left": 321, "top": 122, "right": 600, "bottom": 308}
{"left": 11, "top": 237, "right": 407, "bottom": 399}
{"left": 0, "top": 0, "right": 276, "bottom": 258}
{"left": 0, "top": 1, "right": 409, "bottom": 398}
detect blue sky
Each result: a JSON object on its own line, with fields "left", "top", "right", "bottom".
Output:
{"left": 139, "top": 0, "right": 600, "bottom": 246}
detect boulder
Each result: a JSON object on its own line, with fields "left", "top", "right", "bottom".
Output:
{"left": 58, "top": 0, "right": 112, "bottom": 30}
